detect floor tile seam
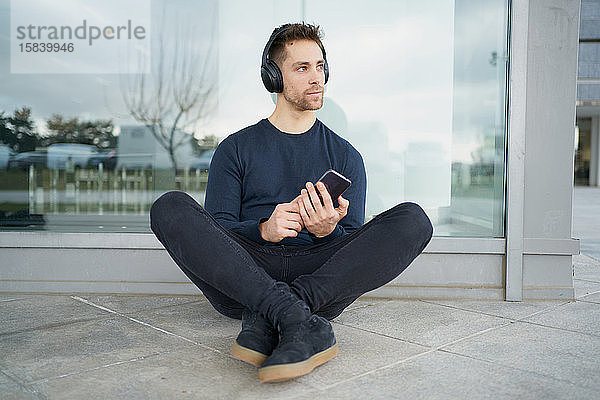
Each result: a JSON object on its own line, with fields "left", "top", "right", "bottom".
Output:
{"left": 576, "top": 293, "right": 600, "bottom": 301}
{"left": 0, "top": 314, "right": 115, "bottom": 339}
{"left": 417, "top": 299, "right": 537, "bottom": 321}
{"left": 576, "top": 289, "right": 600, "bottom": 300}
{"left": 0, "top": 298, "right": 21, "bottom": 303}
{"left": 420, "top": 298, "right": 574, "bottom": 326}
{"left": 335, "top": 298, "right": 396, "bottom": 315}
{"left": 26, "top": 350, "right": 170, "bottom": 386}
{"left": 574, "top": 253, "right": 600, "bottom": 263}
{"left": 344, "top": 302, "right": 389, "bottom": 312}
{"left": 577, "top": 298, "right": 600, "bottom": 305}
{"left": 431, "top": 320, "right": 515, "bottom": 351}
{"left": 511, "top": 319, "right": 600, "bottom": 338}
{"left": 70, "top": 295, "right": 230, "bottom": 358}
{"left": 0, "top": 367, "right": 25, "bottom": 385}
{"left": 330, "top": 320, "right": 432, "bottom": 349}
{"left": 576, "top": 265, "right": 600, "bottom": 271}
{"left": 332, "top": 316, "right": 516, "bottom": 351}
{"left": 116, "top": 299, "right": 208, "bottom": 316}
{"left": 78, "top": 295, "right": 206, "bottom": 307}
{"left": 313, "top": 347, "right": 440, "bottom": 392}
{"left": 579, "top": 256, "right": 600, "bottom": 264}
{"left": 0, "top": 368, "right": 48, "bottom": 400}
{"left": 574, "top": 266, "right": 600, "bottom": 272}
{"left": 436, "top": 348, "right": 599, "bottom": 390}
{"left": 575, "top": 253, "right": 600, "bottom": 260}
{"left": 574, "top": 278, "right": 600, "bottom": 284}
{"left": 355, "top": 297, "right": 395, "bottom": 304}
{"left": 574, "top": 254, "right": 600, "bottom": 261}
{"left": 315, "top": 321, "right": 516, "bottom": 392}
{"left": 509, "top": 300, "right": 575, "bottom": 322}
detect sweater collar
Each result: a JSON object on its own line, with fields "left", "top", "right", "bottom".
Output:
{"left": 262, "top": 118, "right": 318, "bottom": 138}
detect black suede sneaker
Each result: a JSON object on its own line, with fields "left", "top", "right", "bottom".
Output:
{"left": 231, "top": 308, "right": 278, "bottom": 367}
{"left": 258, "top": 314, "right": 338, "bottom": 382}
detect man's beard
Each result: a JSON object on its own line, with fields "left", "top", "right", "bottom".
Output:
{"left": 283, "top": 89, "right": 323, "bottom": 111}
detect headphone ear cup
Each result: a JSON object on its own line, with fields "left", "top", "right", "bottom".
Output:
{"left": 261, "top": 60, "right": 283, "bottom": 93}
{"left": 324, "top": 60, "right": 329, "bottom": 85}
{"left": 260, "top": 65, "right": 275, "bottom": 93}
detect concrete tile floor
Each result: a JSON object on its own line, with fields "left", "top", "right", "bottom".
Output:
{"left": 0, "top": 254, "right": 598, "bottom": 399}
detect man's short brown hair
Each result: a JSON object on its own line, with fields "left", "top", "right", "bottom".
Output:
{"left": 268, "top": 23, "right": 325, "bottom": 68}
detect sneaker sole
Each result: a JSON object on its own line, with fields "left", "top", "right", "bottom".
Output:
{"left": 258, "top": 343, "right": 338, "bottom": 383}
{"left": 231, "top": 341, "right": 268, "bottom": 367}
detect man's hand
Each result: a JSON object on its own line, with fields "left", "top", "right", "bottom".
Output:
{"left": 298, "top": 181, "right": 349, "bottom": 238}
{"left": 259, "top": 196, "right": 305, "bottom": 243}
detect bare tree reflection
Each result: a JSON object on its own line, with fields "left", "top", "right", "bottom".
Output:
{"left": 121, "top": 13, "right": 217, "bottom": 171}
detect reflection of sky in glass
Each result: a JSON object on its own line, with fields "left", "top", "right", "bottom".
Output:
{"left": 0, "top": 0, "right": 505, "bottom": 146}
{"left": 0, "top": 0, "right": 215, "bottom": 133}
{"left": 10, "top": 0, "right": 151, "bottom": 74}
{"left": 306, "top": 0, "right": 455, "bottom": 209}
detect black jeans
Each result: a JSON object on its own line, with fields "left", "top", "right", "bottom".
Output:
{"left": 150, "top": 191, "right": 433, "bottom": 321}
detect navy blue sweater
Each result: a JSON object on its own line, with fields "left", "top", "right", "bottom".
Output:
{"left": 204, "top": 118, "right": 367, "bottom": 246}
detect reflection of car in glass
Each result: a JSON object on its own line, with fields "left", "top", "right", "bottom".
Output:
{"left": 8, "top": 151, "right": 47, "bottom": 169}
{"left": 88, "top": 149, "right": 117, "bottom": 170}
{"left": 0, "top": 145, "right": 14, "bottom": 169}
{"left": 190, "top": 149, "right": 216, "bottom": 171}
{"left": 46, "top": 143, "right": 99, "bottom": 169}
{"left": 0, "top": 209, "right": 46, "bottom": 227}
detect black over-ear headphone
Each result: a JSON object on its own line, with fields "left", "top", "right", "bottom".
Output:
{"left": 260, "top": 25, "right": 330, "bottom": 93}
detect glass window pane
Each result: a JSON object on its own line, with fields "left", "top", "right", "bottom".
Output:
{"left": 0, "top": 0, "right": 508, "bottom": 237}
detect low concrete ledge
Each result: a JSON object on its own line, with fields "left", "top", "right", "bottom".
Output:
{"left": 0, "top": 234, "right": 577, "bottom": 300}
{"left": 0, "top": 233, "right": 579, "bottom": 255}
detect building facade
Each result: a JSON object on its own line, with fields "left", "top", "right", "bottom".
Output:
{"left": 576, "top": 0, "right": 600, "bottom": 187}
{"left": 0, "top": 0, "right": 581, "bottom": 301}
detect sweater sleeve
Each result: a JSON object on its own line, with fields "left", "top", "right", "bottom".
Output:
{"left": 310, "top": 142, "right": 367, "bottom": 244}
{"left": 203, "top": 137, "right": 270, "bottom": 244}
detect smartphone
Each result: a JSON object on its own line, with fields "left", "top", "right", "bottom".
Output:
{"left": 315, "top": 169, "right": 352, "bottom": 205}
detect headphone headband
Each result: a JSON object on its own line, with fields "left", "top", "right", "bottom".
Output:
{"left": 261, "top": 25, "right": 291, "bottom": 69}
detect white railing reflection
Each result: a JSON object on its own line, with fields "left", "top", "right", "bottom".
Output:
{"left": 26, "top": 163, "right": 208, "bottom": 215}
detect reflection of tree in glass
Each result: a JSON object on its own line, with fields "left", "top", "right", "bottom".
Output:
{"left": 121, "top": 13, "right": 217, "bottom": 170}
{"left": 43, "top": 115, "right": 116, "bottom": 149}
{"left": 0, "top": 108, "right": 116, "bottom": 152}
{"left": 0, "top": 107, "right": 38, "bottom": 153}
{"left": 489, "top": 51, "right": 498, "bottom": 67}
{"left": 0, "top": 107, "right": 46, "bottom": 227}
